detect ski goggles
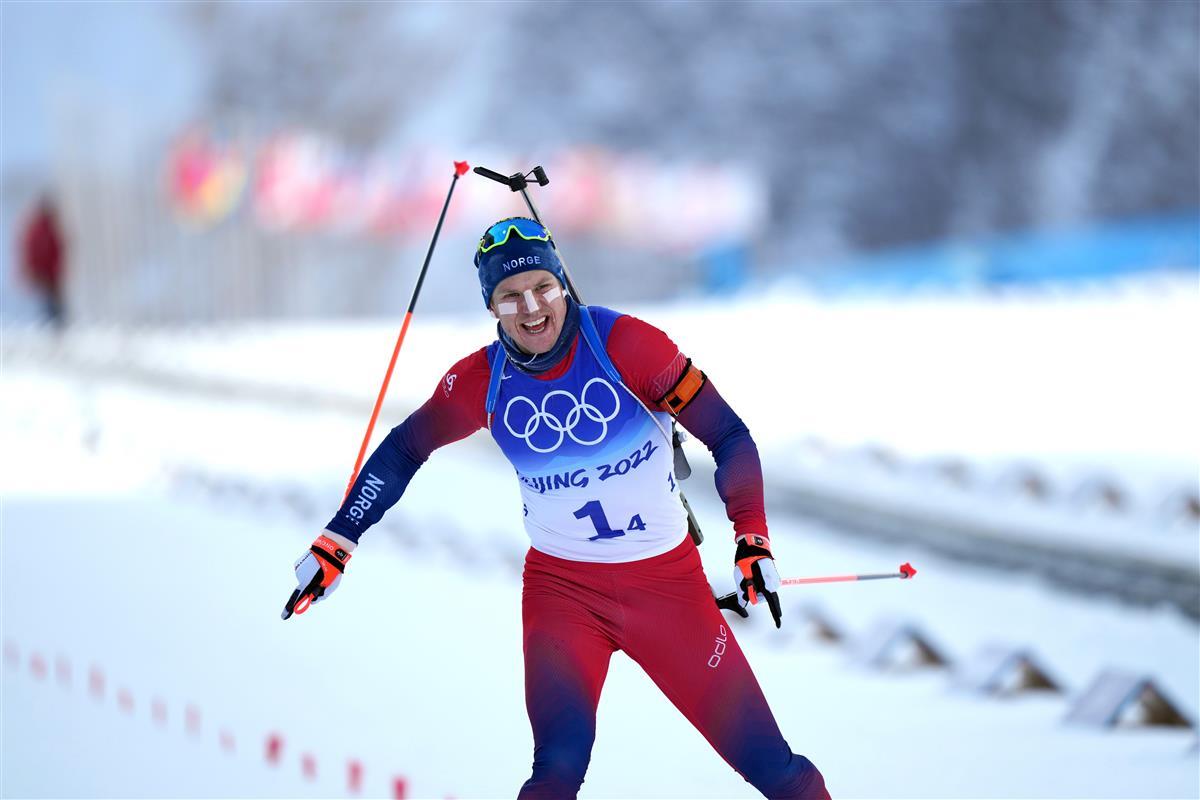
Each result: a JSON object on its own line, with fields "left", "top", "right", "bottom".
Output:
{"left": 496, "top": 286, "right": 563, "bottom": 316}
{"left": 477, "top": 218, "right": 553, "bottom": 256}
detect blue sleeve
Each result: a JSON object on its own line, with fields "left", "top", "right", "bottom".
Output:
{"left": 323, "top": 348, "right": 491, "bottom": 542}
{"left": 325, "top": 421, "right": 427, "bottom": 543}
{"left": 675, "top": 380, "right": 769, "bottom": 539}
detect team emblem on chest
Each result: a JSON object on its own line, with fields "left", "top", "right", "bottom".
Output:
{"left": 502, "top": 377, "right": 621, "bottom": 453}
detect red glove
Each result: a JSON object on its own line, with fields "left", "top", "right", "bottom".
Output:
{"left": 281, "top": 534, "right": 353, "bottom": 620}
{"left": 733, "top": 534, "right": 783, "bottom": 628}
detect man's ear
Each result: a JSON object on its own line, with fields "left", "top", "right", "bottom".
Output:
{"left": 488, "top": 306, "right": 499, "bottom": 319}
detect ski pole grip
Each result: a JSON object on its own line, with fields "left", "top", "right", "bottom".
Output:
{"left": 473, "top": 166, "right": 512, "bottom": 185}
{"left": 714, "top": 591, "right": 749, "bottom": 618}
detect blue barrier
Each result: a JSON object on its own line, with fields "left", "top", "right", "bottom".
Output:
{"left": 800, "top": 213, "right": 1199, "bottom": 294}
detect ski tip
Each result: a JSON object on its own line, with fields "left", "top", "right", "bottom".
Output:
{"left": 899, "top": 562, "right": 917, "bottom": 579}
{"left": 454, "top": 161, "right": 470, "bottom": 177}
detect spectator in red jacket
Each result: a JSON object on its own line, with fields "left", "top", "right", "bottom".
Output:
{"left": 19, "top": 196, "right": 67, "bottom": 327}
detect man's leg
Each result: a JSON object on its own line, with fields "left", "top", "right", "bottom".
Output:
{"left": 619, "top": 543, "right": 830, "bottom": 800}
{"left": 519, "top": 555, "right": 618, "bottom": 800}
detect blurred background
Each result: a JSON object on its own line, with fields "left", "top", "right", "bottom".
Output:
{"left": 2, "top": 2, "right": 1198, "bottom": 798}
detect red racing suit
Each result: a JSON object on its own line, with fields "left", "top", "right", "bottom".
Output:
{"left": 326, "top": 307, "right": 829, "bottom": 799}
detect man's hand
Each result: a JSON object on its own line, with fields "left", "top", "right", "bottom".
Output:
{"left": 281, "top": 532, "right": 355, "bottom": 620}
{"left": 732, "top": 534, "right": 783, "bottom": 628}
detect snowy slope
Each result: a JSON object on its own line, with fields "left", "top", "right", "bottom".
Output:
{"left": 2, "top": 361, "right": 1197, "bottom": 799}
{"left": 5, "top": 273, "right": 1195, "bottom": 576}
{"left": 7, "top": 272, "right": 1195, "bottom": 464}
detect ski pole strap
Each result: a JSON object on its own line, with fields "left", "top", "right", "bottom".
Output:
{"left": 291, "top": 591, "right": 314, "bottom": 616}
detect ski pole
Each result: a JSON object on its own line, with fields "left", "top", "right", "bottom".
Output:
{"left": 288, "top": 160, "right": 470, "bottom": 618}
{"left": 782, "top": 562, "right": 918, "bottom": 586}
{"left": 342, "top": 160, "right": 470, "bottom": 500}
{"left": 715, "top": 563, "right": 917, "bottom": 616}
{"left": 286, "top": 161, "right": 469, "bottom": 621}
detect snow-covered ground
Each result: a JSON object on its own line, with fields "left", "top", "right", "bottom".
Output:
{"left": 5, "top": 272, "right": 1196, "bottom": 573}
{"left": 11, "top": 270, "right": 1195, "bottom": 462}
{"left": 3, "top": 276, "right": 1198, "bottom": 798}
{"left": 8, "top": 270, "right": 1197, "bottom": 494}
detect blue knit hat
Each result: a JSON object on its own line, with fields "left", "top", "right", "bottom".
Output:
{"left": 474, "top": 217, "right": 567, "bottom": 308}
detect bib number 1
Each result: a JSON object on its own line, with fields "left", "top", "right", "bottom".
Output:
{"left": 574, "top": 500, "right": 646, "bottom": 541}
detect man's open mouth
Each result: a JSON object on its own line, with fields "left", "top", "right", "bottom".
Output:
{"left": 521, "top": 316, "right": 548, "bottom": 335}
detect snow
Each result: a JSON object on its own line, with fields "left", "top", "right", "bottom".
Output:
{"left": 6, "top": 271, "right": 1195, "bottom": 562}
{"left": 3, "top": 278, "right": 1198, "bottom": 798}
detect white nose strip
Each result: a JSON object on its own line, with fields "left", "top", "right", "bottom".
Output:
{"left": 496, "top": 286, "right": 562, "bottom": 317}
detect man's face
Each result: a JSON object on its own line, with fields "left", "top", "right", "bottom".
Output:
{"left": 490, "top": 269, "right": 566, "bottom": 355}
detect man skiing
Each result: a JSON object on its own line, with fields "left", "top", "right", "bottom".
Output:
{"left": 285, "top": 217, "right": 830, "bottom": 799}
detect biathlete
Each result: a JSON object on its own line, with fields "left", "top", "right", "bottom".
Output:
{"left": 284, "top": 217, "right": 831, "bottom": 799}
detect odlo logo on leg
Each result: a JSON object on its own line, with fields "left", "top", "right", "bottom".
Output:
{"left": 707, "top": 624, "right": 728, "bottom": 669}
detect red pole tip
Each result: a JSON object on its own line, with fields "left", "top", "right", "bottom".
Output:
{"left": 454, "top": 161, "right": 470, "bottom": 176}
{"left": 899, "top": 562, "right": 917, "bottom": 578}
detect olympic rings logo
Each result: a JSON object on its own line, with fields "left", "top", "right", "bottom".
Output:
{"left": 503, "top": 378, "right": 621, "bottom": 453}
